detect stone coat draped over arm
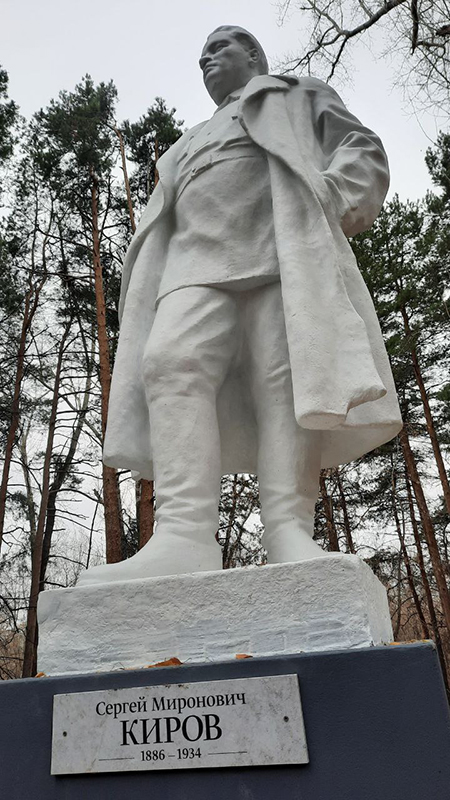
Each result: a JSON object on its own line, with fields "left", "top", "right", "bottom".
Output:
{"left": 103, "top": 75, "right": 402, "bottom": 480}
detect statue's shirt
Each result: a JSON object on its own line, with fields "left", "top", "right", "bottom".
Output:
{"left": 157, "top": 90, "right": 279, "bottom": 300}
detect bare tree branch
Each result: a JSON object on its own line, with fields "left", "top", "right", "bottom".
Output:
{"left": 277, "top": 0, "right": 450, "bottom": 115}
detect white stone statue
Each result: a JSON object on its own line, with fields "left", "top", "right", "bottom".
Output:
{"left": 78, "top": 25, "right": 402, "bottom": 586}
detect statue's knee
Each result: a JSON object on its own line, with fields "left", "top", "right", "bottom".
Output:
{"left": 142, "top": 339, "right": 212, "bottom": 400}
{"left": 142, "top": 338, "right": 179, "bottom": 388}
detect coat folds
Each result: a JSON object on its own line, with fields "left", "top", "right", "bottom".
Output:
{"left": 103, "top": 75, "right": 402, "bottom": 479}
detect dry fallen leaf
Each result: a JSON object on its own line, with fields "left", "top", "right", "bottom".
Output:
{"left": 388, "top": 639, "right": 430, "bottom": 646}
{"left": 235, "top": 654, "right": 252, "bottom": 660}
{"left": 146, "top": 657, "right": 183, "bottom": 668}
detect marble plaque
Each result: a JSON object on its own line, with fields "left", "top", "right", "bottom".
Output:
{"left": 51, "top": 674, "right": 308, "bottom": 774}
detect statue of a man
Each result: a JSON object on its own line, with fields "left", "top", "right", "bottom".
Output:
{"left": 79, "top": 26, "right": 401, "bottom": 586}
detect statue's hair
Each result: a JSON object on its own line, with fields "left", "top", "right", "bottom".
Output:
{"left": 207, "top": 26, "right": 269, "bottom": 75}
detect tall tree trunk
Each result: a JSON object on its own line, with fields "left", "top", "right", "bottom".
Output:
{"left": 0, "top": 279, "right": 45, "bottom": 552}
{"left": 101, "top": 466, "right": 123, "bottom": 564}
{"left": 404, "top": 466, "right": 449, "bottom": 682}
{"left": 136, "top": 479, "right": 154, "bottom": 550}
{"left": 400, "top": 304, "right": 450, "bottom": 515}
{"left": 399, "top": 425, "right": 450, "bottom": 633}
{"left": 391, "top": 472, "right": 429, "bottom": 639}
{"left": 39, "top": 365, "right": 93, "bottom": 590}
{"left": 222, "top": 474, "right": 239, "bottom": 569}
{"left": 393, "top": 552, "right": 403, "bottom": 640}
{"left": 90, "top": 168, "right": 123, "bottom": 563}
{"left": 19, "top": 423, "right": 37, "bottom": 547}
{"left": 335, "top": 469, "right": 356, "bottom": 554}
{"left": 400, "top": 538, "right": 430, "bottom": 640}
{"left": 22, "top": 322, "right": 71, "bottom": 678}
{"left": 319, "top": 472, "right": 340, "bottom": 551}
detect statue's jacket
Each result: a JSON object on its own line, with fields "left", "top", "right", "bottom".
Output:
{"left": 104, "top": 75, "right": 402, "bottom": 478}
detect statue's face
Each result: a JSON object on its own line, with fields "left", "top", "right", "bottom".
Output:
{"left": 199, "top": 30, "right": 259, "bottom": 105}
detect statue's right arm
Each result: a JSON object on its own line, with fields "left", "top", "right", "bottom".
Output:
{"left": 305, "top": 78, "right": 390, "bottom": 237}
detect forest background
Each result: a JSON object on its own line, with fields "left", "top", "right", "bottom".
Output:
{"left": 1, "top": 0, "right": 449, "bottom": 690}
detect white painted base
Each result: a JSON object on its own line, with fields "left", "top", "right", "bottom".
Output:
{"left": 37, "top": 554, "right": 393, "bottom": 676}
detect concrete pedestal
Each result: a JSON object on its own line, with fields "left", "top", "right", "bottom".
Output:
{"left": 1, "top": 643, "right": 449, "bottom": 799}
{"left": 37, "top": 555, "right": 393, "bottom": 675}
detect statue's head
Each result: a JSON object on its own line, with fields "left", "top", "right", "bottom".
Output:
{"left": 199, "top": 26, "right": 269, "bottom": 106}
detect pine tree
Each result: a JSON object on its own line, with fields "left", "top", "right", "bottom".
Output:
{"left": 35, "top": 76, "right": 125, "bottom": 563}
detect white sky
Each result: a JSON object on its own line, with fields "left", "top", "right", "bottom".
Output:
{"left": 3, "top": 0, "right": 442, "bottom": 202}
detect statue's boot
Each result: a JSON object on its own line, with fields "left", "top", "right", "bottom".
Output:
{"left": 257, "top": 418, "right": 326, "bottom": 564}
{"left": 77, "top": 394, "right": 223, "bottom": 586}
{"left": 244, "top": 283, "right": 327, "bottom": 564}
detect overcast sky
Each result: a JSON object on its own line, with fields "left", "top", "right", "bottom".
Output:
{"left": 3, "top": 0, "right": 442, "bottom": 202}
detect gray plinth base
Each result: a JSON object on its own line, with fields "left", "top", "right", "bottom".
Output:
{"left": 37, "top": 554, "right": 393, "bottom": 675}
{"left": 1, "top": 644, "right": 450, "bottom": 799}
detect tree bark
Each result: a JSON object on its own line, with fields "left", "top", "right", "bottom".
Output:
{"left": 136, "top": 478, "right": 154, "bottom": 549}
{"left": 319, "top": 472, "right": 340, "bottom": 551}
{"left": 101, "top": 465, "right": 123, "bottom": 563}
{"left": 90, "top": 168, "right": 123, "bottom": 563}
{"left": 399, "top": 425, "right": 450, "bottom": 633}
{"left": 335, "top": 469, "right": 356, "bottom": 554}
